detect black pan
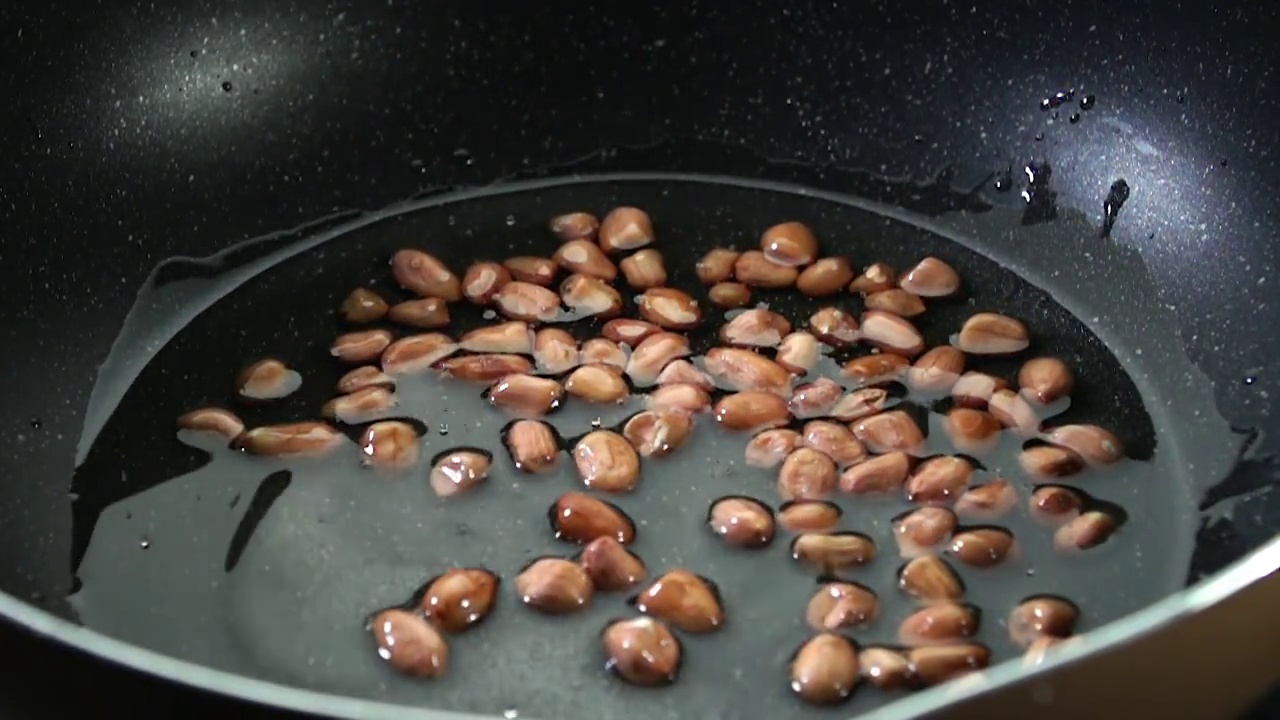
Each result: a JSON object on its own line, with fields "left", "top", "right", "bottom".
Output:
{"left": 2, "top": 1, "right": 1279, "bottom": 718}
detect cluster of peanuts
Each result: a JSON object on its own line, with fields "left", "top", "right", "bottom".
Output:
{"left": 174, "top": 206, "right": 1126, "bottom": 705}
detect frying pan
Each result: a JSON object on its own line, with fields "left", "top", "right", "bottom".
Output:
{"left": 3, "top": 0, "right": 1279, "bottom": 718}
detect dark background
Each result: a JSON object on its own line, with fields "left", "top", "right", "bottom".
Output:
{"left": 1, "top": 0, "right": 1277, "bottom": 716}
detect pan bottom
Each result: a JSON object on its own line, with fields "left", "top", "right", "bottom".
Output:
{"left": 67, "top": 175, "right": 1216, "bottom": 719}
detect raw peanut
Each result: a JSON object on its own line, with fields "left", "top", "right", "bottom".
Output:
{"left": 515, "top": 557, "right": 593, "bottom": 614}
{"left": 580, "top": 338, "right": 629, "bottom": 370}
{"left": 1018, "top": 357, "right": 1074, "bottom": 404}
{"left": 579, "top": 536, "right": 647, "bottom": 591}
{"left": 1042, "top": 424, "right": 1125, "bottom": 465}
{"left": 619, "top": 248, "right": 667, "bottom": 289}
{"left": 623, "top": 408, "right": 695, "bottom": 457}
{"left": 461, "top": 261, "right": 512, "bottom": 304}
{"left": 797, "top": 257, "right": 855, "bottom": 297}
{"left": 549, "top": 491, "right": 636, "bottom": 544}
{"left": 954, "top": 312, "right": 1030, "bottom": 355}
{"left": 553, "top": 239, "right": 618, "bottom": 282}
{"left": 233, "top": 422, "right": 344, "bottom": 458}
{"left": 337, "top": 366, "right": 395, "bottom": 394}
{"left": 598, "top": 206, "right": 654, "bottom": 253}
{"left": 848, "top": 262, "right": 896, "bottom": 295}
{"left": 418, "top": 568, "right": 500, "bottom": 633}
{"left": 176, "top": 407, "right": 244, "bottom": 442}
{"left": 943, "top": 408, "right": 1003, "bottom": 456}
{"left": 908, "top": 644, "right": 991, "bottom": 686}
{"left": 696, "top": 248, "right": 741, "bottom": 284}
{"left": 860, "top": 310, "right": 925, "bottom": 356}
{"left": 841, "top": 353, "right": 910, "bottom": 386}
{"left": 908, "top": 346, "right": 966, "bottom": 393}
{"left": 790, "top": 633, "right": 860, "bottom": 706}
{"left": 899, "top": 256, "right": 961, "bottom": 298}
{"left": 802, "top": 420, "right": 867, "bottom": 467}
{"left": 893, "top": 507, "right": 958, "bottom": 557}
{"left": 707, "top": 495, "right": 776, "bottom": 549}
{"left": 391, "top": 249, "right": 462, "bottom": 301}
{"left": 714, "top": 391, "right": 792, "bottom": 432}
{"left": 719, "top": 308, "right": 791, "bottom": 348}
{"left": 829, "top": 388, "right": 891, "bottom": 423}
{"left": 988, "top": 388, "right": 1041, "bottom": 436}
{"left": 626, "top": 332, "right": 690, "bottom": 386}
{"left": 332, "top": 329, "right": 394, "bottom": 364}
{"left": 548, "top": 211, "right": 599, "bottom": 242}
{"left": 839, "top": 451, "right": 912, "bottom": 494}
{"left": 703, "top": 347, "right": 792, "bottom": 396}
{"left": 955, "top": 480, "right": 1018, "bottom": 520}
{"left": 340, "top": 288, "right": 389, "bottom": 323}
{"left": 503, "top": 256, "right": 558, "bottom": 286}
{"left": 369, "top": 609, "right": 449, "bottom": 678}
{"left": 734, "top": 250, "right": 799, "bottom": 288}
{"left": 388, "top": 298, "right": 450, "bottom": 329}
{"left": 708, "top": 282, "right": 752, "bottom": 309}
{"left": 852, "top": 410, "right": 924, "bottom": 455}
{"left": 859, "top": 647, "right": 910, "bottom": 690}
{"left": 789, "top": 377, "right": 844, "bottom": 419}
{"left": 573, "top": 430, "right": 642, "bottom": 493}
{"left": 745, "top": 428, "right": 803, "bottom": 468}
{"left": 791, "top": 531, "right": 876, "bottom": 571}
{"left": 533, "top": 328, "right": 579, "bottom": 374}
{"left": 1054, "top": 510, "right": 1120, "bottom": 552}
{"left": 602, "top": 617, "right": 681, "bottom": 686}
{"left": 1029, "top": 485, "right": 1085, "bottom": 525}
{"left": 760, "top": 221, "right": 819, "bottom": 266}
{"left": 565, "top": 364, "right": 630, "bottom": 404}
{"left": 637, "top": 287, "right": 701, "bottom": 330}
{"left": 381, "top": 333, "right": 458, "bottom": 375}
{"left": 429, "top": 448, "right": 492, "bottom": 497}
{"left": 898, "top": 602, "right": 979, "bottom": 646}
{"left": 905, "top": 456, "right": 974, "bottom": 504}
{"left": 632, "top": 569, "right": 725, "bottom": 633}
{"left": 322, "top": 386, "right": 398, "bottom": 424}
{"left": 602, "top": 318, "right": 661, "bottom": 346}
{"left": 493, "top": 281, "right": 562, "bottom": 322}
{"left": 460, "top": 321, "right": 533, "bottom": 355}
{"left": 865, "top": 288, "right": 926, "bottom": 318}
{"left": 899, "top": 555, "right": 965, "bottom": 602}
{"left": 951, "top": 371, "right": 1008, "bottom": 408}
{"left": 1008, "top": 595, "right": 1079, "bottom": 648}
{"left": 806, "top": 581, "right": 878, "bottom": 631}
{"left": 655, "top": 359, "right": 714, "bottom": 390}
{"left": 776, "top": 331, "right": 821, "bottom": 375}
{"left": 503, "top": 419, "right": 561, "bottom": 474}
{"left": 778, "top": 448, "right": 839, "bottom": 500}
{"left": 1019, "top": 445, "right": 1085, "bottom": 479}
{"left": 560, "top": 273, "right": 623, "bottom": 318}
{"left": 778, "top": 500, "right": 843, "bottom": 533}
{"left": 236, "top": 358, "right": 301, "bottom": 402}
{"left": 809, "top": 306, "right": 859, "bottom": 346}
{"left": 949, "top": 526, "right": 1016, "bottom": 567}
{"left": 437, "top": 354, "right": 535, "bottom": 382}
{"left": 648, "top": 383, "right": 712, "bottom": 414}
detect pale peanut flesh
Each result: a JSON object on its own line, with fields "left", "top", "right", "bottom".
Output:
{"left": 133, "top": 193, "right": 1183, "bottom": 720}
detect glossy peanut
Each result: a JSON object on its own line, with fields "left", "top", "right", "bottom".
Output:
{"left": 176, "top": 407, "right": 244, "bottom": 442}
{"left": 788, "top": 377, "right": 843, "bottom": 418}
{"left": 1042, "top": 424, "right": 1125, "bottom": 465}
{"left": 357, "top": 420, "right": 420, "bottom": 472}
{"left": 898, "top": 256, "right": 960, "bottom": 298}
{"left": 1019, "top": 445, "right": 1085, "bottom": 479}
{"left": 898, "top": 555, "right": 964, "bottom": 602}
{"left": 579, "top": 536, "right": 647, "bottom": 591}
{"left": 949, "top": 526, "right": 1016, "bottom": 567}
{"left": 778, "top": 500, "right": 842, "bottom": 533}
{"left": 391, "top": 249, "right": 462, "bottom": 302}
{"left": 388, "top": 298, "right": 450, "bottom": 329}
{"left": 1018, "top": 357, "right": 1074, "bottom": 404}
{"left": 707, "top": 495, "right": 775, "bottom": 549}
{"left": 234, "top": 422, "right": 344, "bottom": 458}
{"left": 791, "top": 532, "right": 876, "bottom": 572}
{"left": 602, "top": 617, "right": 681, "bottom": 686}
{"left": 893, "top": 507, "right": 958, "bottom": 557}
{"left": 776, "top": 331, "right": 821, "bottom": 375}
{"left": 860, "top": 310, "right": 925, "bottom": 356}
{"left": 369, "top": 609, "right": 449, "bottom": 678}
{"left": 1054, "top": 510, "right": 1120, "bottom": 552}
{"left": 954, "top": 312, "right": 1030, "bottom": 355}
{"left": 1029, "top": 485, "right": 1085, "bottom": 525}
{"left": 951, "top": 371, "right": 1007, "bottom": 408}
{"left": 573, "top": 430, "right": 642, "bottom": 493}
{"left": 907, "top": 346, "right": 966, "bottom": 393}
{"left": 565, "top": 364, "right": 630, "bottom": 404}
{"left": 436, "top": 353, "right": 534, "bottom": 382}
{"left": 647, "top": 383, "right": 712, "bottom": 414}
{"left": 549, "top": 211, "right": 599, "bottom": 242}
{"left": 236, "top": 358, "right": 301, "bottom": 402}
{"left": 549, "top": 491, "right": 636, "bottom": 545}
{"left": 655, "top": 359, "right": 714, "bottom": 390}
{"left": 806, "top": 581, "right": 878, "bottom": 631}
{"left": 418, "top": 568, "right": 499, "bottom": 633}
{"left": 429, "top": 449, "right": 492, "bottom": 497}
{"left": 809, "top": 306, "right": 859, "bottom": 346}
{"left": 907, "top": 643, "right": 990, "bottom": 686}
{"left": 485, "top": 373, "right": 564, "bottom": 415}
{"left": 381, "top": 333, "right": 458, "bottom": 375}
{"left": 515, "top": 557, "right": 593, "bottom": 614}
{"left": 704, "top": 347, "right": 792, "bottom": 396}
{"left": 791, "top": 634, "right": 861, "bottom": 705}
{"left": 761, "top": 221, "right": 818, "bottom": 266}
{"left": 532, "top": 328, "right": 579, "bottom": 374}
{"left": 859, "top": 647, "right": 910, "bottom": 690}
{"left": 713, "top": 391, "right": 792, "bottom": 432}
{"left": 580, "top": 337, "right": 629, "bottom": 370}
{"left": 1023, "top": 635, "right": 1080, "bottom": 667}
{"left": 598, "top": 206, "right": 654, "bottom": 253}
{"left": 745, "top": 428, "right": 803, "bottom": 468}
{"left": 337, "top": 366, "right": 395, "bottom": 394}
{"left": 696, "top": 248, "right": 740, "bottom": 284}
{"left": 1007, "top": 595, "right": 1079, "bottom": 648}
{"left": 988, "top": 388, "right": 1040, "bottom": 437}
{"left": 554, "top": 239, "right": 617, "bottom": 281}
{"left": 841, "top": 353, "right": 910, "bottom": 386}
{"left": 637, "top": 287, "right": 701, "bottom": 330}
{"left": 332, "top": 329, "right": 394, "bottom": 364}
{"left": 777, "top": 448, "right": 839, "bottom": 500}
{"left": 955, "top": 480, "right": 1018, "bottom": 520}
{"left": 943, "top": 408, "right": 1002, "bottom": 456}
{"left": 560, "top": 273, "right": 623, "bottom": 318}
{"left": 493, "top": 281, "right": 561, "bottom": 322}
{"left": 340, "top": 288, "right": 389, "bottom": 323}
{"left": 734, "top": 249, "right": 799, "bottom": 288}
{"left": 708, "top": 281, "right": 752, "bottom": 308}
{"left": 719, "top": 308, "right": 791, "bottom": 348}
{"left": 898, "top": 602, "right": 979, "bottom": 646}
{"left": 461, "top": 261, "right": 512, "bottom": 304}
{"left": 619, "top": 248, "right": 667, "bottom": 289}
{"left": 632, "top": 569, "right": 724, "bottom": 633}
{"left": 622, "top": 408, "right": 694, "bottom": 458}
{"left": 503, "top": 419, "right": 561, "bottom": 474}
{"left": 829, "top": 388, "right": 891, "bottom": 423}
{"left": 839, "top": 451, "right": 911, "bottom": 494}
{"left": 460, "top": 321, "right": 533, "bottom": 354}
{"left": 848, "top": 262, "right": 896, "bottom": 295}
{"left": 503, "top": 256, "right": 557, "bottom": 286}
{"left": 802, "top": 420, "right": 867, "bottom": 467}
{"left": 852, "top": 410, "right": 924, "bottom": 455}
{"left": 625, "top": 332, "right": 690, "bottom": 386}
{"left": 865, "top": 288, "right": 926, "bottom": 317}
{"left": 797, "top": 257, "right": 855, "bottom": 297}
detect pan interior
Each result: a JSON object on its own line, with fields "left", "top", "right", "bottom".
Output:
{"left": 68, "top": 176, "right": 1208, "bottom": 719}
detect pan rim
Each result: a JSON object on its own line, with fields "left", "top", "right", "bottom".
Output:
{"left": 24, "top": 171, "right": 1280, "bottom": 719}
